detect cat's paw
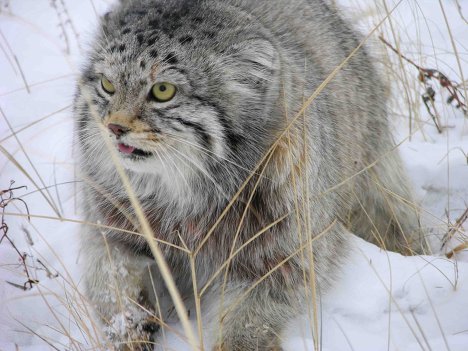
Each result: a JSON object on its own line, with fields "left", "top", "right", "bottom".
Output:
{"left": 105, "top": 310, "right": 159, "bottom": 351}
{"left": 212, "top": 340, "right": 283, "bottom": 351}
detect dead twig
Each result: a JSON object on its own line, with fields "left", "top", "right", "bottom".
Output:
{"left": 379, "top": 35, "right": 467, "bottom": 132}
{"left": 446, "top": 242, "right": 468, "bottom": 259}
{"left": 454, "top": 0, "right": 468, "bottom": 25}
{"left": 441, "top": 207, "right": 468, "bottom": 258}
{"left": 0, "top": 181, "right": 38, "bottom": 290}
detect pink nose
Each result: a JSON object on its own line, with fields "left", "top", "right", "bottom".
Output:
{"left": 108, "top": 123, "right": 129, "bottom": 137}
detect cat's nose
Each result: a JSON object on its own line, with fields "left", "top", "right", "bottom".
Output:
{"left": 108, "top": 123, "right": 129, "bottom": 137}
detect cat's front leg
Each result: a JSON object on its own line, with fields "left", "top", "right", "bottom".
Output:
{"left": 81, "top": 228, "right": 158, "bottom": 351}
{"left": 208, "top": 279, "right": 302, "bottom": 351}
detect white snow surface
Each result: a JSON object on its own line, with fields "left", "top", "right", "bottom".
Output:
{"left": 0, "top": 0, "right": 467, "bottom": 350}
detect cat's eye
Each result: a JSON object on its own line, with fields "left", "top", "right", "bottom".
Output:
{"left": 151, "top": 82, "right": 177, "bottom": 102}
{"left": 101, "top": 76, "right": 116, "bottom": 94}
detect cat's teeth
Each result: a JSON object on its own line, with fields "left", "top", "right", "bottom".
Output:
{"left": 118, "top": 143, "right": 135, "bottom": 154}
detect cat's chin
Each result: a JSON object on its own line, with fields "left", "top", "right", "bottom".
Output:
{"left": 120, "top": 155, "right": 159, "bottom": 174}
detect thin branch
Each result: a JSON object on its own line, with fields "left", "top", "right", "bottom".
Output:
{"left": 379, "top": 35, "right": 467, "bottom": 125}
{"left": 0, "top": 181, "right": 37, "bottom": 290}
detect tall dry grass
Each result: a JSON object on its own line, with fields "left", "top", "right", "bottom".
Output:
{"left": 0, "top": 0, "right": 466, "bottom": 350}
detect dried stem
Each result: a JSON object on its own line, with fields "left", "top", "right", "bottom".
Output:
{"left": 379, "top": 35, "right": 467, "bottom": 130}
{"left": 0, "top": 181, "right": 37, "bottom": 290}
{"left": 442, "top": 207, "right": 468, "bottom": 257}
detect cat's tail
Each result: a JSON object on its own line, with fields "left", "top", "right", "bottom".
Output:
{"left": 348, "top": 148, "right": 429, "bottom": 255}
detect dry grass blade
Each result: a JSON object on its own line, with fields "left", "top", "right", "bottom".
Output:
{"left": 221, "top": 220, "right": 337, "bottom": 320}
{"left": 3, "top": 211, "right": 188, "bottom": 252}
{"left": 14, "top": 320, "right": 61, "bottom": 351}
{"left": 0, "top": 145, "right": 63, "bottom": 220}
{"left": 101, "top": 133, "right": 198, "bottom": 349}
{"left": 410, "top": 310, "right": 433, "bottom": 351}
{"left": 200, "top": 213, "right": 290, "bottom": 297}
{"left": 78, "top": 85, "right": 199, "bottom": 349}
{"left": 1, "top": 109, "right": 62, "bottom": 217}
{"left": 189, "top": 255, "right": 204, "bottom": 351}
{"left": 12, "top": 55, "right": 30, "bottom": 93}
{"left": 417, "top": 274, "right": 451, "bottom": 351}
{"left": 381, "top": 0, "right": 415, "bottom": 137}
{"left": 13, "top": 211, "right": 108, "bottom": 348}
{"left": 1, "top": 0, "right": 467, "bottom": 350}
{"left": 0, "top": 74, "right": 74, "bottom": 97}
{"left": 442, "top": 207, "right": 468, "bottom": 252}
{"left": 0, "top": 105, "right": 72, "bottom": 143}
{"left": 357, "top": 247, "right": 427, "bottom": 351}
{"left": 438, "top": 0, "right": 467, "bottom": 108}
{"left": 35, "top": 285, "right": 82, "bottom": 351}
{"left": 446, "top": 242, "right": 468, "bottom": 259}
{"left": 195, "top": 0, "right": 404, "bottom": 257}
{"left": 0, "top": 40, "right": 17, "bottom": 75}
{"left": 0, "top": 27, "right": 18, "bottom": 74}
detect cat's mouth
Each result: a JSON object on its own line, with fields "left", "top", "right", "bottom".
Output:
{"left": 117, "top": 143, "right": 152, "bottom": 158}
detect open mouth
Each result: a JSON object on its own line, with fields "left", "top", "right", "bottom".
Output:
{"left": 118, "top": 143, "right": 152, "bottom": 158}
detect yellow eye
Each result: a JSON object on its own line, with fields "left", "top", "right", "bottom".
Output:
{"left": 101, "top": 76, "right": 116, "bottom": 94}
{"left": 151, "top": 82, "right": 177, "bottom": 102}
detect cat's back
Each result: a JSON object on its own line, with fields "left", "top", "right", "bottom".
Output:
{"left": 113, "top": 0, "right": 363, "bottom": 57}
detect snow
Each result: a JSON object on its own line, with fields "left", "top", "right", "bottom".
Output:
{"left": 0, "top": 0, "right": 467, "bottom": 350}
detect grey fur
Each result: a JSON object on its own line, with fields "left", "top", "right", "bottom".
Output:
{"left": 74, "top": 0, "right": 424, "bottom": 350}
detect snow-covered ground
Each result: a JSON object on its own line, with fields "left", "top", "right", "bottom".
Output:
{"left": 0, "top": 1, "right": 467, "bottom": 350}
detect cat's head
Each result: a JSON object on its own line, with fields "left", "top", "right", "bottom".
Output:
{"left": 75, "top": 0, "right": 284, "bottom": 199}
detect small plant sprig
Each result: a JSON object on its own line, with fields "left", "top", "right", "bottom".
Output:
{"left": 0, "top": 181, "right": 38, "bottom": 290}
{"left": 49, "top": 0, "right": 82, "bottom": 54}
{"left": 442, "top": 207, "right": 468, "bottom": 258}
{"left": 379, "top": 35, "right": 467, "bottom": 132}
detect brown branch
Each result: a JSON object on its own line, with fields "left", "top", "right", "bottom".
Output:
{"left": 0, "top": 181, "right": 37, "bottom": 290}
{"left": 442, "top": 208, "right": 468, "bottom": 258}
{"left": 379, "top": 35, "right": 467, "bottom": 124}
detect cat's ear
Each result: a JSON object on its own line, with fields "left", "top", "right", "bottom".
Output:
{"left": 225, "top": 39, "right": 279, "bottom": 85}
{"left": 221, "top": 39, "right": 281, "bottom": 125}
{"left": 100, "top": 0, "right": 132, "bottom": 33}
{"left": 102, "top": 11, "right": 112, "bottom": 23}
{"left": 100, "top": 12, "right": 114, "bottom": 35}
